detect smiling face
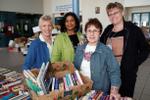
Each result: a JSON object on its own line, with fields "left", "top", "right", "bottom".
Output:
{"left": 65, "top": 15, "right": 76, "bottom": 31}
{"left": 40, "top": 20, "right": 53, "bottom": 37}
{"left": 86, "top": 25, "right": 100, "bottom": 45}
{"left": 107, "top": 7, "right": 124, "bottom": 25}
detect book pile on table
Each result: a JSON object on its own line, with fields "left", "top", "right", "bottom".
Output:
{"left": 80, "top": 90, "right": 133, "bottom": 100}
{"left": 0, "top": 67, "right": 30, "bottom": 100}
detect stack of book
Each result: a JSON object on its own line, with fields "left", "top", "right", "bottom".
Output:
{"left": 51, "top": 70, "right": 83, "bottom": 92}
{"left": 80, "top": 90, "right": 133, "bottom": 100}
{"left": 0, "top": 67, "right": 29, "bottom": 100}
{"left": 9, "top": 91, "right": 30, "bottom": 100}
{"left": 23, "top": 62, "right": 52, "bottom": 95}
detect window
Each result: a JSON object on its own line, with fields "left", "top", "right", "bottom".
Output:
{"left": 141, "top": 13, "right": 149, "bottom": 26}
{"left": 132, "top": 12, "right": 150, "bottom": 27}
{"left": 132, "top": 13, "right": 140, "bottom": 26}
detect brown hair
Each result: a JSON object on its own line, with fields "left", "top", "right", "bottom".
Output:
{"left": 106, "top": 2, "right": 124, "bottom": 13}
{"left": 85, "top": 18, "right": 103, "bottom": 33}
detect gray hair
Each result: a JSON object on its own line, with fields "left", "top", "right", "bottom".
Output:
{"left": 106, "top": 2, "right": 124, "bottom": 13}
{"left": 38, "top": 15, "right": 52, "bottom": 26}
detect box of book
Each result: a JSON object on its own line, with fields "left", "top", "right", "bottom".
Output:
{"left": 24, "top": 61, "right": 93, "bottom": 100}
{"left": 30, "top": 73, "right": 93, "bottom": 100}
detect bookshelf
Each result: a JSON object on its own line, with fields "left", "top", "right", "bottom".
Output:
{"left": 0, "top": 11, "right": 41, "bottom": 47}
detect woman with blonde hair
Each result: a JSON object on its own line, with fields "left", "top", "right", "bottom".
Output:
{"left": 23, "top": 15, "right": 53, "bottom": 70}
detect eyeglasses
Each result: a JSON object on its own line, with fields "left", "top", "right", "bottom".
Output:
{"left": 108, "top": 11, "right": 120, "bottom": 17}
{"left": 86, "top": 30, "right": 100, "bottom": 34}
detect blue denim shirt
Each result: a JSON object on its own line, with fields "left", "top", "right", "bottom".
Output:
{"left": 74, "top": 42, "right": 121, "bottom": 93}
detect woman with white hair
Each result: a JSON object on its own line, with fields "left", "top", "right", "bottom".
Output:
{"left": 23, "top": 15, "right": 53, "bottom": 70}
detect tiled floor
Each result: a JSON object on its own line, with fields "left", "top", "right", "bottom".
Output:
{"left": 133, "top": 56, "right": 150, "bottom": 100}
{"left": 0, "top": 48, "right": 24, "bottom": 72}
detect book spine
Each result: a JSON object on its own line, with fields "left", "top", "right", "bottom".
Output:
{"left": 36, "top": 62, "right": 49, "bottom": 95}
{"left": 74, "top": 70, "right": 83, "bottom": 85}
{"left": 26, "top": 70, "right": 36, "bottom": 80}
{"left": 36, "top": 63, "right": 45, "bottom": 82}
{"left": 92, "top": 92, "right": 100, "bottom": 100}
{"left": 39, "top": 79, "right": 47, "bottom": 94}
{"left": 0, "top": 68, "right": 7, "bottom": 72}
{"left": 54, "top": 78, "right": 59, "bottom": 90}
{"left": 0, "top": 89, "right": 10, "bottom": 95}
{"left": 9, "top": 92, "right": 29, "bottom": 100}
{"left": 67, "top": 73, "right": 74, "bottom": 87}
{"left": 81, "top": 90, "right": 95, "bottom": 100}
{"left": 37, "top": 62, "right": 49, "bottom": 85}
{"left": 0, "top": 69, "right": 11, "bottom": 75}
{"left": 3, "top": 80, "right": 22, "bottom": 88}
{"left": 59, "top": 81, "right": 64, "bottom": 91}
{"left": 88, "top": 91, "right": 97, "bottom": 99}
{"left": 8, "top": 75, "right": 22, "bottom": 81}
{"left": 95, "top": 91, "right": 103, "bottom": 100}
{"left": 45, "top": 77, "right": 52, "bottom": 92}
{"left": 72, "top": 73, "right": 80, "bottom": 85}
{"left": 6, "top": 73, "right": 18, "bottom": 78}
{"left": 63, "top": 77, "right": 69, "bottom": 91}
{"left": 3, "top": 71, "right": 16, "bottom": 77}
{"left": 71, "top": 74, "right": 77, "bottom": 86}
{"left": 100, "top": 95, "right": 107, "bottom": 100}
{"left": 23, "top": 70, "right": 36, "bottom": 83}
{"left": 65, "top": 74, "right": 71, "bottom": 89}
{"left": 51, "top": 77, "right": 55, "bottom": 91}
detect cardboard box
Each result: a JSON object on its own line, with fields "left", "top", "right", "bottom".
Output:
{"left": 30, "top": 75, "right": 92, "bottom": 100}
{"left": 28, "top": 61, "right": 93, "bottom": 100}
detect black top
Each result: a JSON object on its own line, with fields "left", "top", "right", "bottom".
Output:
{"left": 108, "top": 30, "right": 125, "bottom": 37}
{"left": 69, "top": 34, "right": 79, "bottom": 50}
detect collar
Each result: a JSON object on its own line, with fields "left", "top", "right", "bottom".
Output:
{"left": 39, "top": 34, "right": 53, "bottom": 47}
{"left": 39, "top": 34, "right": 45, "bottom": 42}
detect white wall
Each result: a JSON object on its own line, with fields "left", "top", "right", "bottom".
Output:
{"left": 43, "top": 0, "right": 124, "bottom": 32}
{"left": 43, "top": 0, "right": 73, "bottom": 23}
{"left": 80, "top": 0, "right": 101, "bottom": 30}
{"left": 124, "top": 0, "right": 150, "bottom": 7}
{"left": 43, "top": 0, "right": 53, "bottom": 16}
{"left": 43, "top": 0, "right": 72, "bottom": 15}
{"left": 126, "top": 6, "right": 150, "bottom": 21}
{"left": 81, "top": 0, "right": 124, "bottom": 31}
{"left": 0, "top": 0, "right": 43, "bottom": 14}
{"left": 80, "top": 0, "right": 102, "bottom": 33}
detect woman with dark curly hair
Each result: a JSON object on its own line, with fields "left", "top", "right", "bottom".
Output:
{"left": 51, "top": 12, "right": 83, "bottom": 63}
